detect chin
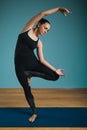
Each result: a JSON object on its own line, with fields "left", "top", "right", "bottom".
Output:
{"left": 40, "top": 33, "right": 44, "bottom": 36}
{"left": 40, "top": 31, "right": 45, "bottom": 35}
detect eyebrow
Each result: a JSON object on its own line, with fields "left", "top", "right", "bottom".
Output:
{"left": 44, "top": 26, "right": 50, "bottom": 31}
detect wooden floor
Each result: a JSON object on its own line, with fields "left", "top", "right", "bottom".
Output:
{"left": 0, "top": 88, "right": 87, "bottom": 130}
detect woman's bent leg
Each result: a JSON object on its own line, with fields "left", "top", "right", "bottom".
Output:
{"left": 25, "top": 63, "right": 59, "bottom": 81}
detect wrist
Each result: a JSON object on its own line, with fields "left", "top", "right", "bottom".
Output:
{"left": 57, "top": 7, "right": 60, "bottom": 12}
{"left": 58, "top": 7, "right": 64, "bottom": 12}
{"left": 54, "top": 69, "right": 57, "bottom": 72}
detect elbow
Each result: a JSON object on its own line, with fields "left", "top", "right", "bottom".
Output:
{"left": 39, "top": 58, "right": 45, "bottom": 64}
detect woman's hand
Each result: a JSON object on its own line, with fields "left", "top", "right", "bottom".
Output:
{"left": 59, "top": 7, "right": 71, "bottom": 16}
{"left": 55, "top": 69, "right": 65, "bottom": 76}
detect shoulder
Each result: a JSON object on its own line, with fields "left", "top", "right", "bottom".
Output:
{"left": 37, "top": 39, "right": 43, "bottom": 48}
{"left": 21, "top": 28, "right": 32, "bottom": 34}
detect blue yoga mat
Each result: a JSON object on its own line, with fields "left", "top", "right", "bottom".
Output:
{"left": 0, "top": 107, "right": 87, "bottom": 127}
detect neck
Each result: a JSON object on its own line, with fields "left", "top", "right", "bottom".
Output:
{"left": 33, "top": 28, "right": 39, "bottom": 37}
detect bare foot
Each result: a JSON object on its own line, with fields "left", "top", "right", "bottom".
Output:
{"left": 28, "top": 114, "right": 37, "bottom": 123}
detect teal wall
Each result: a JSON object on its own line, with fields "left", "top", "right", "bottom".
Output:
{"left": 0, "top": 0, "right": 87, "bottom": 88}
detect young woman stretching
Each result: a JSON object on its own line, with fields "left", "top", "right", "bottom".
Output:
{"left": 14, "top": 7, "right": 71, "bottom": 122}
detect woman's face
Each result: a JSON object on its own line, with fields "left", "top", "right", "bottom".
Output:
{"left": 38, "top": 22, "right": 51, "bottom": 35}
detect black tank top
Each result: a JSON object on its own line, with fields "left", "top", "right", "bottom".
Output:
{"left": 15, "top": 30, "right": 39, "bottom": 57}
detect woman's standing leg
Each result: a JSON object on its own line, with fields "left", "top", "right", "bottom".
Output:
{"left": 15, "top": 65, "right": 37, "bottom": 122}
{"left": 26, "top": 77, "right": 37, "bottom": 122}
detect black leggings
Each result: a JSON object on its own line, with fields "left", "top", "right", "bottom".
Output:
{"left": 15, "top": 62, "right": 59, "bottom": 114}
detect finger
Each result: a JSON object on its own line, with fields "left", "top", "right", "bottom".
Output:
{"left": 60, "top": 73, "right": 65, "bottom": 76}
{"left": 60, "top": 68, "right": 64, "bottom": 71}
{"left": 63, "top": 13, "right": 67, "bottom": 16}
{"left": 64, "top": 9, "right": 72, "bottom": 15}
{"left": 64, "top": 8, "right": 70, "bottom": 13}
{"left": 61, "top": 72, "right": 66, "bottom": 76}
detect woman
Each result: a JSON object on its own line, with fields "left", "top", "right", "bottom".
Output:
{"left": 14, "top": 7, "right": 70, "bottom": 122}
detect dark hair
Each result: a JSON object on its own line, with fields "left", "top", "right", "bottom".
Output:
{"left": 36, "top": 18, "right": 50, "bottom": 28}
{"left": 38, "top": 18, "right": 50, "bottom": 25}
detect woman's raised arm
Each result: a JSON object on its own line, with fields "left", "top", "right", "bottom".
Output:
{"left": 21, "top": 7, "right": 70, "bottom": 32}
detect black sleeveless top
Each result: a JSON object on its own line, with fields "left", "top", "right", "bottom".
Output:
{"left": 14, "top": 30, "right": 39, "bottom": 68}
{"left": 15, "top": 30, "right": 39, "bottom": 56}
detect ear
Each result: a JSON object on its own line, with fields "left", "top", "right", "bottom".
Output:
{"left": 36, "top": 23, "right": 41, "bottom": 28}
{"left": 38, "top": 23, "right": 41, "bottom": 27}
